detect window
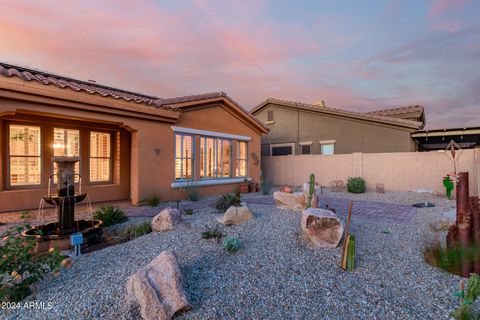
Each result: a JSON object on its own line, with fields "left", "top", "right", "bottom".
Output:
{"left": 9, "top": 125, "right": 41, "bottom": 186}
{"left": 321, "top": 143, "right": 335, "bottom": 155}
{"left": 53, "top": 128, "right": 80, "bottom": 183}
{"left": 175, "top": 133, "right": 194, "bottom": 180}
{"left": 272, "top": 146, "right": 292, "bottom": 156}
{"left": 301, "top": 145, "right": 311, "bottom": 155}
{"left": 200, "top": 137, "right": 231, "bottom": 179}
{"left": 236, "top": 141, "right": 248, "bottom": 177}
{"left": 267, "top": 110, "right": 274, "bottom": 122}
{"left": 90, "top": 132, "right": 111, "bottom": 182}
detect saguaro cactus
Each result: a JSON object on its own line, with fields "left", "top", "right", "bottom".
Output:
{"left": 443, "top": 176, "right": 454, "bottom": 199}
{"left": 307, "top": 173, "right": 315, "bottom": 208}
{"left": 346, "top": 235, "right": 355, "bottom": 271}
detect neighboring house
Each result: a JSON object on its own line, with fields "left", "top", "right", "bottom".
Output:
{"left": 251, "top": 98, "right": 425, "bottom": 156}
{"left": 412, "top": 127, "right": 480, "bottom": 151}
{"left": 0, "top": 63, "right": 268, "bottom": 212}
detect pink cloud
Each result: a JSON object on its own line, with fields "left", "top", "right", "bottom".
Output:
{"left": 428, "top": 0, "right": 471, "bottom": 20}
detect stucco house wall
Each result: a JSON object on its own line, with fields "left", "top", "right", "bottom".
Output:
{"left": 253, "top": 102, "right": 420, "bottom": 155}
{"left": 0, "top": 67, "right": 267, "bottom": 212}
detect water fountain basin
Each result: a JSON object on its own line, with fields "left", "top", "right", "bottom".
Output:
{"left": 22, "top": 219, "right": 103, "bottom": 252}
{"left": 43, "top": 193, "right": 88, "bottom": 206}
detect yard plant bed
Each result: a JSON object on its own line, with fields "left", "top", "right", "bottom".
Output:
{"left": 4, "top": 192, "right": 460, "bottom": 319}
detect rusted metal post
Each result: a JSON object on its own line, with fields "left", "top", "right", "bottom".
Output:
{"left": 457, "top": 172, "right": 470, "bottom": 225}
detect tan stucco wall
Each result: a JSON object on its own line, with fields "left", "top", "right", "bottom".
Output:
{"left": 255, "top": 104, "right": 415, "bottom": 154}
{"left": 0, "top": 91, "right": 263, "bottom": 212}
{"left": 262, "top": 149, "right": 480, "bottom": 196}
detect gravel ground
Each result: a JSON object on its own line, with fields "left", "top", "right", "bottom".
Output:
{"left": 5, "top": 191, "right": 460, "bottom": 320}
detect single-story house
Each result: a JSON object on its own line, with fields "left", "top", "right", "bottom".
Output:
{"left": 251, "top": 98, "right": 425, "bottom": 156}
{"left": 0, "top": 63, "right": 268, "bottom": 212}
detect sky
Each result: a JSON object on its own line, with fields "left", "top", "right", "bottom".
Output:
{"left": 0, "top": 0, "right": 479, "bottom": 129}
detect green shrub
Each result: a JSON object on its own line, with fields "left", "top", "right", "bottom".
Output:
{"left": 93, "top": 205, "right": 128, "bottom": 227}
{"left": 184, "top": 209, "right": 193, "bottom": 215}
{"left": 0, "top": 224, "right": 67, "bottom": 302}
{"left": 144, "top": 196, "right": 160, "bottom": 207}
{"left": 347, "top": 177, "right": 366, "bottom": 193}
{"left": 184, "top": 183, "right": 200, "bottom": 201}
{"left": 121, "top": 221, "right": 152, "bottom": 240}
{"left": 201, "top": 225, "right": 225, "bottom": 240}
{"left": 215, "top": 194, "right": 241, "bottom": 213}
{"left": 223, "top": 237, "right": 240, "bottom": 253}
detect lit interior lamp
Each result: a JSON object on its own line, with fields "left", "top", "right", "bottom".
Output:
{"left": 53, "top": 143, "right": 65, "bottom": 149}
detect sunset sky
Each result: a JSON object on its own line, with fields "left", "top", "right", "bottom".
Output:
{"left": 1, "top": 0, "right": 479, "bottom": 129}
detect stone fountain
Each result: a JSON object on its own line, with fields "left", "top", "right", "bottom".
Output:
{"left": 22, "top": 157, "right": 103, "bottom": 252}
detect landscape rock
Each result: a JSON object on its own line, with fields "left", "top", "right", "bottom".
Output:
{"left": 152, "top": 208, "right": 182, "bottom": 232}
{"left": 280, "top": 185, "right": 294, "bottom": 193}
{"left": 217, "top": 205, "right": 253, "bottom": 225}
{"left": 126, "top": 250, "right": 190, "bottom": 320}
{"left": 273, "top": 191, "right": 306, "bottom": 211}
{"left": 301, "top": 207, "right": 344, "bottom": 248}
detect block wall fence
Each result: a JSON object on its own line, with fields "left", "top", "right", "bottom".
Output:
{"left": 261, "top": 148, "right": 480, "bottom": 196}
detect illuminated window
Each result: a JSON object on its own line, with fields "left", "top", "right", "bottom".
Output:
{"left": 236, "top": 141, "right": 248, "bottom": 177}
{"left": 9, "top": 125, "right": 41, "bottom": 186}
{"left": 90, "top": 132, "right": 111, "bottom": 182}
{"left": 175, "top": 133, "right": 194, "bottom": 180}
{"left": 200, "top": 137, "right": 231, "bottom": 179}
{"left": 53, "top": 128, "right": 80, "bottom": 183}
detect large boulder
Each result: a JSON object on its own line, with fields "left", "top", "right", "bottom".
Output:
{"left": 273, "top": 191, "right": 306, "bottom": 211}
{"left": 217, "top": 205, "right": 253, "bottom": 225}
{"left": 152, "top": 208, "right": 182, "bottom": 232}
{"left": 126, "top": 251, "right": 191, "bottom": 320}
{"left": 301, "top": 208, "right": 344, "bottom": 248}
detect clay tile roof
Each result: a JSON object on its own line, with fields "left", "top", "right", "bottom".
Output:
{"left": 0, "top": 62, "right": 177, "bottom": 109}
{"left": 159, "top": 91, "right": 269, "bottom": 132}
{"left": 365, "top": 105, "right": 424, "bottom": 117}
{"left": 252, "top": 98, "right": 424, "bottom": 129}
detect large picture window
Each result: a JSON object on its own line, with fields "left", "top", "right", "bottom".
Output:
{"left": 236, "top": 141, "right": 248, "bottom": 177}
{"left": 175, "top": 133, "right": 194, "bottom": 180}
{"left": 9, "top": 125, "right": 41, "bottom": 186}
{"left": 53, "top": 128, "right": 80, "bottom": 183}
{"left": 90, "top": 132, "right": 111, "bottom": 182}
{"left": 200, "top": 137, "right": 231, "bottom": 179}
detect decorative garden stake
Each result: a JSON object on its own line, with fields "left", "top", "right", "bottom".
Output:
{"left": 341, "top": 201, "right": 353, "bottom": 270}
{"left": 306, "top": 173, "right": 315, "bottom": 209}
{"left": 443, "top": 175, "right": 454, "bottom": 199}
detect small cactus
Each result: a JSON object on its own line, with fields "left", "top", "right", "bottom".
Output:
{"left": 307, "top": 173, "right": 315, "bottom": 208}
{"left": 443, "top": 176, "right": 454, "bottom": 199}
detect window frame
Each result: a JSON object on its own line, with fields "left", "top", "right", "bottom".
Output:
{"left": 7, "top": 123, "right": 42, "bottom": 188}
{"left": 174, "top": 132, "right": 195, "bottom": 181}
{"left": 89, "top": 130, "right": 113, "bottom": 184}
{"left": 320, "top": 140, "right": 335, "bottom": 155}
{"left": 270, "top": 143, "right": 294, "bottom": 156}
{"left": 199, "top": 136, "right": 232, "bottom": 180}
{"left": 235, "top": 141, "right": 248, "bottom": 177}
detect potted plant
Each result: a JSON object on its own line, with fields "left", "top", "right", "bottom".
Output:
{"left": 240, "top": 178, "right": 249, "bottom": 193}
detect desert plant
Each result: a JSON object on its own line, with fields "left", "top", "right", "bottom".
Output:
{"left": 201, "top": 225, "right": 225, "bottom": 240}
{"left": 346, "top": 235, "right": 355, "bottom": 271}
{"left": 451, "top": 274, "right": 480, "bottom": 319}
{"left": 121, "top": 221, "right": 152, "bottom": 240}
{"left": 260, "top": 175, "right": 272, "bottom": 195}
{"left": 347, "top": 177, "right": 366, "bottom": 194}
{"left": 93, "top": 205, "right": 128, "bottom": 227}
{"left": 184, "top": 182, "right": 200, "bottom": 201}
{"left": 184, "top": 208, "right": 193, "bottom": 215}
{"left": 0, "top": 224, "right": 67, "bottom": 302}
{"left": 223, "top": 237, "right": 240, "bottom": 253}
{"left": 215, "top": 193, "right": 241, "bottom": 213}
{"left": 306, "top": 173, "right": 315, "bottom": 208}
{"left": 424, "top": 243, "right": 480, "bottom": 275}
{"left": 444, "top": 176, "right": 454, "bottom": 199}
{"left": 144, "top": 195, "right": 160, "bottom": 207}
